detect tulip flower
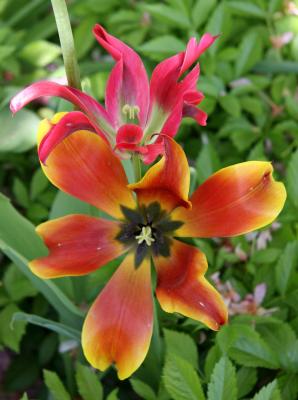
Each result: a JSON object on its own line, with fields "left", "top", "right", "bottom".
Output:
{"left": 10, "top": 24, "right": 216, "bottom": 164}
{"left": 29, "top": 113, "right": 286, "bottom": 379}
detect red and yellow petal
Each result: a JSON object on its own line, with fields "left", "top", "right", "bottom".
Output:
{"left": 38, "top": 114, "right": 135, "bottom": 219}
{"left": 82, "top": 253, "right": 153, "bottom": 380}
{"left": 154, "top": 240, "right": 227, "bottom": 330}
{"left": 29, "top": 214, "right": 125, "bottom": 278}
{"left": 129, "top": 136, "right": 191, "bottom": 212}
{"left": 173, "top": 161, "right": 286, "bottom": 238}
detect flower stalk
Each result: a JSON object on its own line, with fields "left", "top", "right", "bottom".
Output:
{"left": 51, "top": 0, "right": 81, "bottom": 90}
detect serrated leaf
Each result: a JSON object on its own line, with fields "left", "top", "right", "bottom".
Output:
{"left": 106, "top": 389, "right": 119, "bottom": 400}
{"left": 286, "top": 150, "right": 298, "bottom": 208}
{"left": 4, "top": 264, "right": 37, "bottom": 301}
{"left": 252, "top": 380, "right": 281, "bottom": 400}
{"left": 163, "top": 354, "right": 205, "bottom": 400}
{"left": 141, "top": 4, "right": 191, "bottom": 29}
{"left": 275, "top": 242, "right": 298, "bottom": 296}
{"left": 130, "top": 379, "right": 157, "bottom": 400}
{"left": 43, "top": 370, "right": 71, "bottom": 400}
{"left": 207, "top": 357, "right": 237, "bottom": 400}
{"left": 76, "top": 362, "right": 103, "bottom": 400}
{"left": 217, "top": 324, "right": 279, "bottom": 369}
{"left": 164, "top": 329, "right": 198, "bottom": 369}
{"left": 236, "top": 367, "right": 257, "bottom": 398}
{"left": 235, "top": 31, "right": 263, "bottom": 76}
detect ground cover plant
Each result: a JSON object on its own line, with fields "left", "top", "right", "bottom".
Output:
{"left": 0, "top": 0, "right": 298, "bottom": 399}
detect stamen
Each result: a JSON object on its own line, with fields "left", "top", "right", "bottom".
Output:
{"left": 135, "top": 226, "right": 155, "bottom": 246}
{"left": 122, "top": 104, "right": 140, "bottom": 120}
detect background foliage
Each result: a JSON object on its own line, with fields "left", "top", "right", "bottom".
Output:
{"left": 0, "top": 0, "right": 298, "bottom": 399}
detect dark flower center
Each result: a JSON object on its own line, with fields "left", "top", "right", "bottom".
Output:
{"left": 116, "top": 202, "right": 183, "bottom": 268}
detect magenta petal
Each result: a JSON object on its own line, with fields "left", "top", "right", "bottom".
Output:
{"left": 147, "top": 35, "right": 217, "bottom": 135}
{"left": 141, "top": 142, "right": 164, "bottom": 164}
{"left": 93, "top": 24, "right": 150, "bottom": 128}
{"left": 39, "top": 111, "right": 102, "bottom": 164}
{"left": 10, "top": 81, "right": 114, "bottom": 133}
{"left": 183, "top": 104, "right": 208, "bottom": 126}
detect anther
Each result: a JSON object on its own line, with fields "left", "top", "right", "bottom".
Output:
{"left": 122, "top": 104, "right": 140, "bottom": 120}
{"left": 135, "top": 226, "right": 155, "bottom": 246}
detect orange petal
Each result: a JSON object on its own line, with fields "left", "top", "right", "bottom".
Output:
{"left": 173, "top": 161, "right": 286, "bottom": 237}
{"left": 38, "top": 114, "right": 135, "bottom": 219}
{"left": 82, "top": 253, "right": 153, "bottom": 380}
{"left": 129, "top": 137, "right": 191, "bottom": 212}
{"left": 154, "top": 240, "right": 227, "bottom": 330}
{"left": 29, "top": 215, "right": 125, "bottom": 278}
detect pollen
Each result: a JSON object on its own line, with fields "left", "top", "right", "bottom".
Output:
{"left": 122, "top": 104, "right": 140, "bottom": 120}
{"left": 135, "top": 226, "right": 155, "bottom": 246}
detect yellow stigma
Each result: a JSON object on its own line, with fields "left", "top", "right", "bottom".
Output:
{"left": 135, "top": 226, "right": 155, "bottom": 246}
{"left": 122, "top": 104, "right": 140, "bottom": 120}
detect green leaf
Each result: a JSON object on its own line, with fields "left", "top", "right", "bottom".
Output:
{"left": 19, "top": 40, "right": 61, "bottom": 66}
{"left": 192, "top": 0, "right": 217, "bottom": 29}
{"left": 0, "top": 194, "right": 83, "bottom": 328}
{"left": 43, "top": 370, "right": 71, "bottom": 400}
{"left": 205, "top": 3, "right": 232, "bottom": 54}
{"left": 235, "top": 31, "right": 263, "bottom": 76}
{"left": 0, "top": 108, "right": 39, "bottom": 153}
{"left": 76, "top": 362, "right": 103, "bottom": 400}
{"left": 236, "top": 367, "right": 257, "bottom": 398}
{"left": 141, "top": 4, "right": 191, "bottom": 29}
{"left": 217, "top": 324, "right": 279, "bottom": 369}
{"left": 106, "top": 389, "right": 119, "bottom": 400}
{"left": 4, "top": 264, "right": 37, "bottom": 301}
{"left": 218, "top": 94, "right": 241, "bottom": 117}
{"left": 164, "top": 329, "right": 198, "bottom": 369}
{"left": 254, "top": 61, "right": 298, "bottom": 74}
{"left": 12, "top": 178, "right": 30, "bottom": 208}
{"left": 286, "top": 150, "right": 298, "bottom": 208}
{"left": 196, "top": 138, "right": 220, "bottom": 183}
{"left": 278, "top": 374, "right": 298, "bottom": 400}
{"left": 226, "top": 1, "right": 267, "bottom": 19}
{"left": 74, "top": 16, "right": 97, "bottom": 60}
{"left": 275, "top": 242, "right": 298, "bottom": 296}
{"left": 19, "top": 394, "right": 29, "bottom": 400}
{"left": 163, "top": 354, "right": 205, "bottom": 400}
{"left": 0, "top": 304, "right": 26, "bottom": 352}
{"left": 12, "top": 312, "right": 81, "bottom": 341}
{"left": 30, "top": 168, "right": 49, "bottom": 200}
{"left": 252, "top": 380, "right": 281, "bottom": 400}
{"left": 139, "top": 36, "right": 185, "bottom": 60}
{"left": 130, "top": 378, "right": 157, "bottom": 400}
{"left": 256, "top": 319, "right": 298, "bottom": 372}
{"left": 207, "top": 357, "right": 237, "bottom": 400}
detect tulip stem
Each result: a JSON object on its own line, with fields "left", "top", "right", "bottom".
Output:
{"left": 51, "top": 0, "right": 81, "bottom": 90}
{"left": 132, "top": 154, "right": 142, "bottom": 182}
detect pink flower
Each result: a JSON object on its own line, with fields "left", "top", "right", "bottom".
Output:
{"left": 10, "top": 25, "right": 216, "bottom": 164}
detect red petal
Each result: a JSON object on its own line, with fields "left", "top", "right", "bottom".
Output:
{"left": 129, "top": 136, "right": 191, "bottom": 211}
{"left": 38, "top": 111, "right": 103, "bottom": 164}
{"left": 154, "top": 240, "right": 227, "bottom": 330}
{"left": 93, "top": 24, "right": 149, "bottom": 128}
{"left": 173, "top": 161, "right": 287, "bottom": 237}
{"left": 38, "top": 115, "right": 135, "bottom": 219}
{"left": 82, "top": 253, "right": 153, "bottom": 380}
{"left": 29, "top": 215, "right": 124, "bottom": 278}
{"left": 10, "top": 81, "right": 114, "bottom": 135}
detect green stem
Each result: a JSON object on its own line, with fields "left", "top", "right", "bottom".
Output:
{"left": 51, "top": 0, "right": 81, "bottom": 90}
{"left": 132, "top": 154, "right": 142, "bottom": 182}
